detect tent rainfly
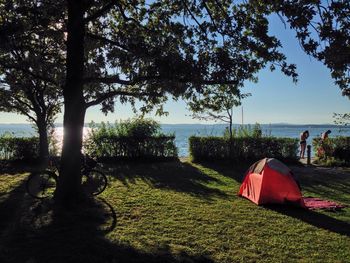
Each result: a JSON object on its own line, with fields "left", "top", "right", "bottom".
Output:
{"left": 238, "top": 158, "right": 305, "bottom": 207}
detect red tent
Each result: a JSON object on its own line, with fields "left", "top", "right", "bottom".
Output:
{"left": 238, "top": 158, "right": 305, "bottom": 207}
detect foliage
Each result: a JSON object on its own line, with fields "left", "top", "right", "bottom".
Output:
{"left": 80, "top": 1, "right": 299, "bottom": 113}
{"left": 334, "top": 113, "right": 350, "bottom": 127}
{"left": 252, "top": 1, "right": 350, "bottom": 97}
{"left": 111, "top": 118, "right": 161, "bottom": 138}
{"left": 313, "top": 137, "right": 350, "bottom": 166}
{"left": 189, "top": 85, "right": 250, "bottom": 138}
{"left": 189, "top": 136, "right": 298, "bottom": 162}
{"left": 1, "top": 0, "right": 302, "bottom": 115}
{"left": 87, "top": 118, "right": 162, "bottom": 139}
{"left": 0, "top": 132, "right": 59, "bottom": 160}
{"left": 0, "top": 135, "right": 39, "bottom": 160}
{"left": 47, "top": 129, "right": 60, "bottom": 157}
{"left": 0, "top": 0, "right": 65, "bottom": 160}
{"left": 85, "top": 119, "right": 177, "bottom": 160}
{"left": 223, "top": 123, "right": 263, "bottom": 139}
{"left": 85, "top": 135, "right": 178, "bottom": 161}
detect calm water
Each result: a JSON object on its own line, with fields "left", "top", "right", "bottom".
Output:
{"left": 1, "top": 123, "right": 349, "bottom": 157}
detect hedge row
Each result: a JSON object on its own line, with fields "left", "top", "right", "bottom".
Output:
{"left": 189, "top": 136, "right": 299, "bottom": 162}
{"left": 312, "top": 137, "right": 350, "bottom": 164}
{"left": 84, "top": 135, "right": 178, "bottom": 161}
{"left": 0, "top": 135, "right": 178, "bottom": 161}
{"left": 0, "top": 137, "right": 39, "bottom": 160}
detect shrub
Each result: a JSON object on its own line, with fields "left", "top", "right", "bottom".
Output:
{"left": 0, "top": 135, "right": 39, "bottom": 160}
{"left": 189, "top": 136, "right": 298, "bottom": 162}
{"left": 85, "top": 118, "right": 178, "bottom": 161}
{"left": 114, "top": 118, "right": 161, "bottom": 137}
{"left": 223, "top": 123, "right": 263, "bottom": 139}
{"left": 0, "top": 131, "right": 59, "bottom": 161}
{"left": 312, "top": 137, "right": 350, "bottom": 166}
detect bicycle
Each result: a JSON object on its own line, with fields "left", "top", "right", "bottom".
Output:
{"left": 26, "top": 155, "right": 108, "bottom": 199}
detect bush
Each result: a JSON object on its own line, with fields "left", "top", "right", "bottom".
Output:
{"left": 189, "top": 136, "right": 298, "bottom": 162}
{"left": 85, "top": 135, "right": 177, "bottom": 161}
{"left": 223, "top": 123, "right": 263, "bottom": 139}
{"left": 0, "top": 131, "right": 59, "bottom": 161}
{"left": 312, "top": 137, "right": 350, "bottom": 166}
{"left": 85, "top": 118, "right": 178, "bottom": 160}
{"left": 0, "top": 135, "right": 39, "bottom": 160}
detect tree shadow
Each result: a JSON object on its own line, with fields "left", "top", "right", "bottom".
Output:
{"left": 0, "top": 160, "right": 39, "bottom": 175}
{"left": 104, "top": 160, "right": 227, "bottom": 200}
{"left": 266, "top": 204, "right": 350, "bottom": 237}
{"left": 0, "top": 178, "right": 27, "bottom": 238}
{"left": 0, "top": 191, "right": 214, "bottom": 263}
{"left": 290, "top": 165, "right": 350, "bottom": 203}
{"left": 191, "top": 160, "right": 250, "bottom": 183}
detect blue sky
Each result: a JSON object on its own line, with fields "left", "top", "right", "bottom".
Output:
{"left": 0, "top": 14, "right": 348, "bottom": 124}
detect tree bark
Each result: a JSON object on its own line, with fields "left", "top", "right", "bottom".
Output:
{"left": 54, "top": 0, "right": 86, "bottom": 204}
{"left": 37, "top": 118, "right": 49, "bottom": 165}
{"left": 228, "top": 110, "right": 233, "bottom": 158}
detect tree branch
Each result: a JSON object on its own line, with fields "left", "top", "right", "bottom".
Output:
{"left": 181, "top": 0, "right": 207, "bottom": 35}
{"left": 83, "top": 75, "right": 162, "bottom": 85}
{"left": 85, "top": 89, "right": 162, "bottom": 108}
{"left": 85, "top": 2, "right": 116, "bottom": 22}
{"left": 86, "top": 33, "right": 131, "bottom": 52}
{"left": 115, "top": 1, "right": 140, "bottom": 24}
{"left": 9, "top": 103, "right": 37, "bottom": 123}
{"left": 84, "top": 74, "right": 240, "bottom": 86}
{"left": 13, "top": 96, "right": 36, "bottom": 112}
{"left": 202, "top": 1, "right": 224, "bottom": 35}
{"left": 0, "top": 61, "right": 58, "bottom": 86}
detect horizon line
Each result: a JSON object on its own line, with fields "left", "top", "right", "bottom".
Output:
{"left": 0, "top": 122, "right": 343, "bottom": 126}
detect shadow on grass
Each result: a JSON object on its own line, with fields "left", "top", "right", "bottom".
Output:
{"left": 191, "top": 160, "right": 249, "bottom": 183}
{"left": 266, "top": 205, "right": 350, "bottom": 237}
{"left": 290, "top": 165, "right": 350, "bottom": 203}
{"left": 0, "top": 179, "right": 27, "bottom": 238}
{"left": 0, "top": 192, "right": 214, "bottom": 263}
{"left": 104, "top": 160, "right": 227, "bottom": 200}
{"left": 0, "top": 160, "right": 38, "bottom": 175}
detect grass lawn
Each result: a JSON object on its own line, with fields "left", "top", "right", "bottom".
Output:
{"left": 0, "top": 159, "right": 349, "bottom": 263}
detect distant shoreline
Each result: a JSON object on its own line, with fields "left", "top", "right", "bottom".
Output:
{"left": 0, "top": 123, "right": 347, "bottom": 127}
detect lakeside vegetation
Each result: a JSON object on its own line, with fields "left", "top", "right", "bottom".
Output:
{"left": 0, "top": 159, "right": 349, "bottom": 263}
{"left": 189, "top": 136, "right": 298, "bottom": 162}
{"left": 84, "top": 119, "right": 178, "bottom": 161}
{"left": 1, "top": 119, "right": 349, "bottom": 167}
{"left": 313, "top": 137, "right": 350, "bottom": 166}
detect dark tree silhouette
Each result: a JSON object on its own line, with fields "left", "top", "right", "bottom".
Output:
{"left": 0, "top": 1, "right": 65, "bottom": 162}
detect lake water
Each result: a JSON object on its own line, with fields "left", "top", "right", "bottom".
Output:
{"left": 1, "top": 123, "right": 349, "bottom": 157}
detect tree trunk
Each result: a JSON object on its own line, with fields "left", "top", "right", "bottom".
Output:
{"left": 229, "top": 119, "right": 233, "bottom": 141}
{"left": 228, "top": 111, "right": 233, "bottom": 159}
{"left": 54, "top": 0, "right": 86, "bottom": 204}
{"left": 37, "top": 118, "right": 49, "bottom": 165}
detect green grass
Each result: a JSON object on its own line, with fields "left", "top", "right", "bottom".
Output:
{"left": 0, "top": 159, "right": 349, "bottom": 263}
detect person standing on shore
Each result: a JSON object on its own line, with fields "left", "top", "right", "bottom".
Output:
{"left": 299, "top": 130, "right": 309, "bottom": 159}
{"left": 321, "top": 130, "right": 332, "bottom": 140}
{"left": 318, "top": 130, "right": 332, "bottom": 158}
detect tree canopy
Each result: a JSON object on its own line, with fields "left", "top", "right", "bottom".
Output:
{"left": 0, "top": 0, "right": 65, "bottom": 160}
{"left": 248, "top": 0, "right": 350, "bottom": 98}
{"left": 188, "top": 84, "right": 250, "bottom": 138}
